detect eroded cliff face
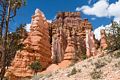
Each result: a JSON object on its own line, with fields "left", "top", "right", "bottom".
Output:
{"left": 6, "top": 9, "right": 52, "bottom": 79}
{"left": 50, "top": 12, "right": 93, "bottom": 64}
{"left": 6, "top": 9, "right": 108, "bottom": 79}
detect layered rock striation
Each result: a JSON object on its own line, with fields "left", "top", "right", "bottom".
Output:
{"left": 86, "top": 29, "right": 97, "bottom": 57}
{"left": 6, "top": 9, "right": 52, "bottom": 79}
{"left": 50, "top": 12, "right": 93, "bottom": 64}
{"left": 6, "top": 10, "right": 106, "bottom": 79}
{"left": 58, "top": 31, "right": 77, "bottom": 68}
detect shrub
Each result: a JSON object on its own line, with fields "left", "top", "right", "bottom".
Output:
{"left": 94, "top": 60, "right": 107, "bottom": 69}
{"left": 29, "top": 60, "right": 42, "bottom": 74}
{"left": 113, "top": 51, "right": 120, "bottom": 58}
{"left": 81, "top": 52, "right": 87, "bottom": 60}
{"left": 90, "top": 69, "right": 102, "bottom": 79}
{"left": 67, "top": 67, "right": 77, "bottom": 77}
{"left": 114, "top": 61, "right": 120, "bottom": 69}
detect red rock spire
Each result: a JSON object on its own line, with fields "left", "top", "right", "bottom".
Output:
{"left": 6, "top": 9, "right": 52, "bottom": 79}
{"left": 100, "top": 29, "right": 108, "bottom": 50}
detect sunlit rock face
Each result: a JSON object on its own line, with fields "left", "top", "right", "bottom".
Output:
{"left": 51, "top": 28, "right": 67, "bottom": 63}
{"left": 50, "top": 12, "right": 93, "bottom": 64}
{"left": 100, "top": 29, "right": 108, "bottom": 50}
{"left": 86, "top": 29, "right": 97, "bottom": 58}
{"left": 6, "top": 9, "right": 52, "bottom": 79}
{"left": 58, "top": 32, "right": 77, "bottom": 68}
{"left": 6, "top": 10, "right": 96, "bottom": 79}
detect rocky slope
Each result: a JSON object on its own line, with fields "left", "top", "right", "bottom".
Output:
{"left": 31, "top": 50, "right": 120, "bottom": 80}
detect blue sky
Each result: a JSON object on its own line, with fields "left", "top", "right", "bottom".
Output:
{"left": 10, "top": 0, "right": 120, "bottom": 39}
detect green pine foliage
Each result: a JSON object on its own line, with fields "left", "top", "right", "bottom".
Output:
{"left": 106, "top": 21, "right": 120, "bottom": 51}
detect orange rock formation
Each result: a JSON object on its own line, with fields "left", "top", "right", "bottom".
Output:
{"left": 86, "top": 29, "right": 97, "bottom": 58}
{"left": 50, "top": 12, "right": 93, "bottom": 64}
{"left": 100, "top": 29, "right": 108, "bottom": 50}
{"left": 6, "top": 9, "right": 52, "bottom": 79}
{"left": 58, "top": 31, "right": 77, "bottom": 68}
{"left": 6, "top": 10, "right": 97, "bottom": 79}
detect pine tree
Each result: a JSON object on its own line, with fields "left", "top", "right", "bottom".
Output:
{"left": 0, "top": 0, "right": 26, "bottom": 79}
{"left": 106, "top": 21, "right": 120, "bottom": 51}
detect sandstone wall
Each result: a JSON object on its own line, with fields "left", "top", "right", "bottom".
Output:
{"left": 6, "top": 9, "right": 52, "bottom": 79}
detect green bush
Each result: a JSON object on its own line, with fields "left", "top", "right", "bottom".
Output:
{"left": 67, "top": 67, "right": 77, "bottom": 77}
{"left": 106, "top": 21, "right": 120, "bottom": 51}
{"left": 29, "top": 60, "right": 42, "bottom": 74}
{"left": 81, "top": 52, "right": 87, "bottom": 60}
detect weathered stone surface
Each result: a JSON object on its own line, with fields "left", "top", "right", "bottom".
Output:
{"left": 50, "top": 12, "right": 92, "bottom": 63}
{"left": 6, "top": 9, "right": 52, "bottom": 79}
{"left": 86, "top": 29, "right": 97, "bottom": 58}
{"left": 58, "top": 32, "right": 76, "bottom": 68}
{"left": 100, "top": 29, "right": 108, "bottom": 50}
{"left": 51, "top": 28, "right": 67, "bottom": 63}
{"left": 6, "top": 11, "right": 96, "bottom": 79}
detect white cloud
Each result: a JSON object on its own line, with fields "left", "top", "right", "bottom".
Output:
{"left": 76, "top": 0, "right": 120, "bottom": 40}
{"left": 76, "top": 7, "right": 81, "bottom": 11}
{"left": 94, "top": 25, "right": 105, "bottom": 40}
{"left": 76, "top": 0, "right": 120, "bottom": 22}
{"left": 79, "top": 0, "right": 109, "bottom": 17}
{"left": 114, "top": 17, "right": 120, "bottom": 23}
{"left": 91, "top": 17, "right": 96, "bottom": 20}
{"left": 47, "top": 20, "right": 52, "bottom": 23}
{"left": 24, "top": 20, "right": 52, "bottom": 32}
{"left": 108, "top": 1, "right": 120, "bottom": 17}
{"left": 25, "top": 23, "right": 31, "bottom": 32}
{"left": 94, "top": 23, "right": 111, "bottom": 40}
{"left": 108, "top": 0, "right": 120, "bottom": 22}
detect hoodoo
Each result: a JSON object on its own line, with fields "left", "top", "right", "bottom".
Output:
{"left": 6, "top": 9, "right": 52, "bottom": 79}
